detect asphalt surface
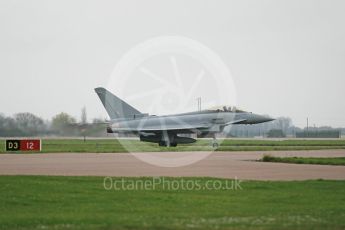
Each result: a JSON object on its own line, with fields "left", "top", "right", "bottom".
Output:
{"left": 1, "top": 150, "right": 345, "bottom": 180}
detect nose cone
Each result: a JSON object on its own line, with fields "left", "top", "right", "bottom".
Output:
{"left": 252, "top": 114, "right": 275, "bottom": 124}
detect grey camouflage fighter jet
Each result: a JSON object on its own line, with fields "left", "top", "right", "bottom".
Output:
{"left": 95, "top": 87, "right": 274, "bottom": 147}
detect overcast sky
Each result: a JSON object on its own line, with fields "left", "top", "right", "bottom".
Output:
{"left": 1, "top": 0, "right": 344, "bottom": 127}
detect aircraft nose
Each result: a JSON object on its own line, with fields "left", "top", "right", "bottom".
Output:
{"left": 258, "top": 115, "right": 274, "bottom": 123}
{"left": 252, "top": 114, "right": 275, "bottom": 124}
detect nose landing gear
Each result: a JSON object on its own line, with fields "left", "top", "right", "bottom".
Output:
{"left": 212, "top": 142, "right": 219, "bottom": 148}
{"left": 211, "top": 134, "right": 219, "bottom": 148}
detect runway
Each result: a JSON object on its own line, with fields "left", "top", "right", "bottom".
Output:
{"left": 1, "top": 150, "right": 345, "bottom": 180}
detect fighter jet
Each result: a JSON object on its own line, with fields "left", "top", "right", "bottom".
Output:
{"left": 95, "top": 87, "right": 274, "bottom": 147}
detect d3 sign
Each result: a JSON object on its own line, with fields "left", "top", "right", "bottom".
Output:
{"left": 6, "top": 140, "right": 20, "bottom": 151}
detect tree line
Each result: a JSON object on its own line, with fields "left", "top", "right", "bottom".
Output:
{"left": 0, "top": 110, "right": 106, "bottom": 137}
{"left": 0, "top": 112, "right": 343, "bottom": 138}
{"left": 224, "top": 116, "right": 343, "bottom": 138}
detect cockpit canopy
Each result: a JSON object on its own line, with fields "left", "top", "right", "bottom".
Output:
{"left": 206, "top": 105, "right": 246, "bottom": 113}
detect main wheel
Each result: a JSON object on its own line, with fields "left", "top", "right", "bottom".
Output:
{"left": 158, "top": 141, "right": 166, "bottom": 147}
{"left": 212, "top": 142, "right": 219, "bottom": 148}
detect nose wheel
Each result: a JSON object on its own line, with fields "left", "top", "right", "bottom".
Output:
{"left": 212, "top": 142, "right": 219, "bottom": 148}
{"left": 211, "top": 134, "right": 219, "bottom": 148}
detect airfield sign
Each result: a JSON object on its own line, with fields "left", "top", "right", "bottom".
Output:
{"left": 5, "top": 139, "right": 41, "bottom": 152}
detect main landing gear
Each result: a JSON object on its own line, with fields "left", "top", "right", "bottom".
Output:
{"left": 158, "top": 141, "right": 177, "bottom": 147}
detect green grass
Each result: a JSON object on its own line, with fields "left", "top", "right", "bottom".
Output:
{"left": 262, "top": 155, "right": 345, "bottom": 166}
{"left": 1, "top": 139, "right": 345, "bottom": 153}
{"left": 0, "top": 176, "right": 345, "bottom": 229}
{"left": 220, "top": 139, "right": 345, "bottom": 146}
